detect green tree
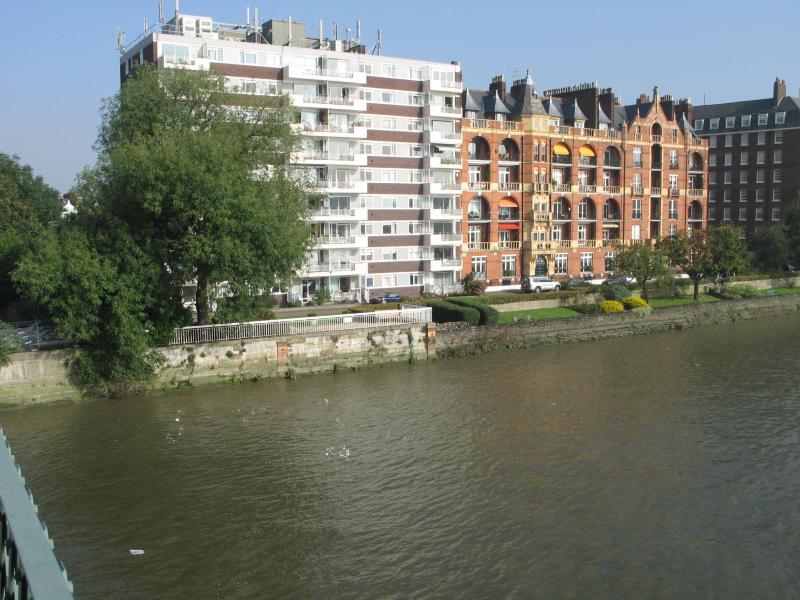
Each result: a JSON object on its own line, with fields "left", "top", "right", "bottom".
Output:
{"left": 748, "top": 225, "right": 789, "bottom": 272}
{"left": 659, "top": 231, "right": 715, "bottom": 300}
{"left": 782, "top": 195, "right": 800, "bottom": 264}
{"left": 0, "top": 153, "right": 62, "bottom": 226}
{"left": 706, "top": 225, "right": 748, "bottom": 285}
{"left": 95, "top": 64, "right": 314, "bottom": 324}
{"left": 613, "top": 243, "right": 670, "bottom": 302}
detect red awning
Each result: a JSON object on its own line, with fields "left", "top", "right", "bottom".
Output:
{"left": 498, "top": 198, "right": 519, "bottom": 208}
{"left": 498, "top": 223, "right": 520, "bottom": 230}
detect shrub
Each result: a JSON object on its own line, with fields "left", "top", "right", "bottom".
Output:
{"left": 447, "top": 297, "right": 499, "bottom": 326}
{"left": 462, "top": 273, "right": 487, "bottom": 296}
{"left": 599, "top": 300, "right": 624, "bottom": 314}
{"left": 0, "top": 322, "right": 20, "bottom": 366}
{"left": 597, "top": 284, "right": 631, "bottom": 303}
{"left": 425, "top": 300, "right": 480, "bottom": 326}
{"left": 212, "top": 293, "right": 276, "bottom": 323}
{"left": 622, "top": 296, "right": 649, "bottom": 310}
{"left": 728, "top": 284, "right": 758, "bottom": 298}
{"left": 572, "top": 303, "right": 600, "bottom": 315}
{"left": 312, "top": 288, "right": 331, "bottom": 306}
{"left": 631, "top": 306, "right": 653, "bottom": 318}
{"left": 348, "top": 303, "right": 401, "bottom": 313}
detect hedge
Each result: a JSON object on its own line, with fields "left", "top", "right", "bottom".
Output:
{"left": 425, "top": 299, "right": 481, "bottom": 326}
{"left": 622, "top": 297, "right": 649, "bottom": 310}
{"left": 599, "top": 300, "right": 625, "bottom": 314}
{"left": 446, "top": 297, "right": 500, "bottom": 325}
{"left": 456, "top": 290, "right": 581, "bottom": 305}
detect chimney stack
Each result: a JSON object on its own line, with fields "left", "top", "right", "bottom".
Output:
{"left": 489, "top": 75, "right": 507, "bottom": 102}
{"left": 773, "top": 77, "right": 787, "bottom": 105}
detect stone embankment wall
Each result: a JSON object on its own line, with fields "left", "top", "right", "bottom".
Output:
{"left": 0, "top": 324, "right": 430, "bottom": 407}
{"left": 434, "top": 294, "right": 800, "bottom": 357}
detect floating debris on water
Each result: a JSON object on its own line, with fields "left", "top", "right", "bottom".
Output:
{"left": 129, "top": 549, "right": 145, "bottom": 556}
{"left": 323, "top": 445, "right": 351, "bottom": 459}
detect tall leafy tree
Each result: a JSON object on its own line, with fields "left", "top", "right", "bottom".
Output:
{"left": 782, "top": 194, "right": 800, "bottom": 265}
{"left": 96, "top": 64, "right": 314, "bottom": 323}
{"left": 748, "top": 225, "right": 789, "bottom": 272}
{"left": 613, "top": 243, "right": 670, "bottom": 302}
{"left": 706, "top": 225, "right": 748, "bottom": 284}
{"left": 659, "top": 231, "right": 715, "bottom": 300}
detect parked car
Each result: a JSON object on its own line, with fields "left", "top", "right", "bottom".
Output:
{"left": 563, "top": 278, "right": 596, "bottom": 290}
{"left": 604, "top": 276, "right": 636, "bottom": 286}
{"left": 524, "top": 276, "right": 561, "bottom": 293}
{"left": 382, "top": 293, "right": 402, "bottom": 303}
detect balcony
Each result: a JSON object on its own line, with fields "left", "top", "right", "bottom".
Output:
{"left": 465, "top": 181, "right": 491, "bottom": 192}
{"left": 497, "top": 240, "right": 521, "bottom": 250}
{"left": 297, "top": 152, "right": 368, "bottom": 166}
{"left": 426, "top": 206, "right": 462, "bottom": 220}
{"left": 428, "top": 155, "right": 462, "bottom": 169}
{"left": 631, "top": 185, "right": 645, "bottom": 196}
{"left": 551, "top": 183, "right": 572, "bottom": 193}
{"left": 533, "top": 211, "right": 551, "bottom": 222}
{"left": 428, "top": 104, "right": 462, "bottom": 119}
{"left": 467, "top": 151, "right": 491, "bottom": 162}
{"left": 578, "top": 157, "right": 597, "bottom": 167}
{"left": 669, "top": 187, "right": 680, "bottom": 197}
{"left": 467, "top": 210, "right": 491, "bottom": 222}
{"left": 295, "top": 123, "right": 367, "bottom": 138}
{"left": 427, "top": 180, "right": 461, "bottom": 194}
{"left": 427, "top": 78, "right": 462, "bottom": 93}
{"left": 429, "top": 258, "right": 463, "bottom": 271}
{"left": 315, "top": 180, "right": 368, "bottom": 194}
{"left": 309, "top": 206, "right": 367, "bottom": 221}
{"left": 427, "top": 130, "right": 462, "bottom": 145}
{"left": 284, "top": 64, "right": 367, "bottom": 84}
{"left": 604, "top": 185, "right": 622, "bottom": 195}
{"left": 463, "top": 118, "right": 523, "bottom": 132}
{"left": 688, "top": 188, "right": 705, "bottom": 197}
{"left": 314, "top": 235, "right": 367, "bottom": 248}
{"left": 464, "top": 241, "right": 494, "bottom": 252}
{"left": 552, "top": 155, "right": 572, "bottom": 165}
{"left": 578, "top": 184, "right": 597, "bottom": 194}
{"left": 292, "top": 94, "right": 367, "bottom": 112}
{"left": 303, "top": 261, "right": 368, "bottom": 276}
{"left": 427, "top": 232, "right": 462, "bottom": 245}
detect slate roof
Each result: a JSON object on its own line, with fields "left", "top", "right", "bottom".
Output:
{"left": 692, "top": 95, "right": 800, "bottom": 133}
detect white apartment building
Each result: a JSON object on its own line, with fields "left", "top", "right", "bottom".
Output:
{"left": 120, "top": 9, "right": 463, "bottom": 303}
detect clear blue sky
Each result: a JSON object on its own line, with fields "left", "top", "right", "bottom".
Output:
{"left": 1, "top": 0, "right": 798, "bottom": 192}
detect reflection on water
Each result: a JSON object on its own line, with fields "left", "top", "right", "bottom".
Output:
{"left": 2, "top": 315, "right": 800, "bottom": 599}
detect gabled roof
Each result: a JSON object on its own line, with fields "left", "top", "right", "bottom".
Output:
{"left": 563, "top": 99, "right": 588, "bottom": 123}
{"left": 485, "top": 90, "right": 511, "bottom": 115}
{"left": 598, "top": 106, "right": 612, "bottom": 125}
{"left": 542, "top": 98, "right": 563, "bottom": 118}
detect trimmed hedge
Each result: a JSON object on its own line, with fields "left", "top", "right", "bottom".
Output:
{"left": 347, "top": 303, "right": 402, "bottom": 313}
{"left": 599, "top": 300, "right": 625, "bottom": 314}
{"left": 622, "top": 296, "right": 649, "bottom": 310}
{"left": 425, "top": 300, "right": 481, "bottom": 326}
{"left": 456, "top": 289, "right": 581, "bottom": 305}
{"left": 447, "top": 297, "right": 500, "bottom": 325}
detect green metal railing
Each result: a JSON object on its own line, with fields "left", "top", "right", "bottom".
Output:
{"left": 0, "top": 427, "right": 73, "bottom": 599}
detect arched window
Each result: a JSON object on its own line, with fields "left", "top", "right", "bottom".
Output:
{"left": 578, "top": 198, "right": 596, "bottom": 220}
{"left": 604, "top": 146, "right": 621, "bottom": 167}
{"left": 498, "top": 138, "right": 520, "bottom": 161}
{"left": 603, "top": 199, "right": 621, "bottom": 220}
{"left": 534, "top": 256, "right": 548, "bottom": 276}
{"left": 468, "top": 137, "right": 490, "bottom": 161}
{"left": 468, "top": 196, "right": 488, "bottom": 220}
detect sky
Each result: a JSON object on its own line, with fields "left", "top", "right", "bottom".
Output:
{"left": 1, "top": 0, "right": 798, "bottom": 193}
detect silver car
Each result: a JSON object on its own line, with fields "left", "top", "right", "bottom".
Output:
{"left": 524, "top": 276, "right": 561, "bottom": 293}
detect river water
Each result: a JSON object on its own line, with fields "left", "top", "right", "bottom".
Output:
{"left": 2, "top": 316, "right": 800, "bottom": 599}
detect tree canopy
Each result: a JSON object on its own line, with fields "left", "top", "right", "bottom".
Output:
{"left": 613, "top": 243, "right": 670, "bottom": 301}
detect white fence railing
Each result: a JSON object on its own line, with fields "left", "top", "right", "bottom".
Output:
{"left": 171, "top": 307, "right": 432, "bottom": 345}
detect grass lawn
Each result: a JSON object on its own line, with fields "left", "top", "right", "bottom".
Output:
{"left": 648, "top": 294, "right": 719, "bottom": 308}
{"left": 497, "top": 307, "right": 580, "bottom": 324}
{"left": 754, "top": 286, "right": 800, "bottom": 296}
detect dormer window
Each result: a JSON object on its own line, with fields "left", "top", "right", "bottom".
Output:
{"left": 575, "top": 120, "right": 586, "bottom": 129}
{"left": 495, "top": 113, "right": 506, "bottom": 122}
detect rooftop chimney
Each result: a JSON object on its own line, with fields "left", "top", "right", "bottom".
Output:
{"left": 773, "top": 77, "right": 787, "bottom": 105}
{"left": 489, "top": 75, "right": 506, "bottom": 102}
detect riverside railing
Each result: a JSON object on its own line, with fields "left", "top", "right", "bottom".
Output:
{"left": 0, "top": 427, "right": 73, "bottom": 600}
{"left": 171, "top": 307, "right": 432, "bottom": 345}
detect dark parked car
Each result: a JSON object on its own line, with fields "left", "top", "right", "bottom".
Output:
{"left": 563, "top": 278, "right": 593, "bottom": 289}
{"left": 604, "top": 276, "right": 635, "bottom": 287}
{"left": 382, "top": 293, "right": 402, "bottom": 303}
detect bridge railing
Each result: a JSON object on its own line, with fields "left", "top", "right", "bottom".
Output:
{"left": 0, "top": 427, "right": 73, "bottom": 599}
{"left": 171, "top": 306, "right": 432, "bottom": 346}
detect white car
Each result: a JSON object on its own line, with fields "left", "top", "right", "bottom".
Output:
{"left": 524, "top": 276, "right": 561, "bottom": 293}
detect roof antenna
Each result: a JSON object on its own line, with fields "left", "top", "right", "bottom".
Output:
{"left": 246, "top": 7, "right": 250, "bottom": 32}
{"left": 116, "top": 27, "right": 126, "bottom": 54}
{"left": 356, "top": 20, "right": 361, "bottom": 43}
{"left": 319, "top": 19, "right": 324, "bottom": 45}
{"left": 174, "top": 0, "right": 179, "bottom": 18}
{"left": 346, "top": 28, "right": 351, "bottom": 43}
{"left": 371, "top": 29, "right": 382, "bottom": 55}
{"left": 288, "top": 16, "right": 293, "bottom": 45}
{"left": 255, "top": 7, "right": 260, "bottom": 38}
{"left": 158, "top": 0, "right": 165, "bottom": 25}
{"left": 144, "top": 16, "right": 149, "bottom": 34}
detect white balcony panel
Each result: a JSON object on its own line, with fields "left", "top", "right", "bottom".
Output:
{"left": 284, "top": 64, "right": 367, "bottom": 85}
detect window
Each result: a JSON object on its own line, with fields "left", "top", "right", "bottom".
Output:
{"left": 580, "top": 253, "right": 593, "bottom": 272}
{"left": 669, "top": 174, "right": 678, "bottom": 190}
{"left": 725, "top": 117, "right": 736, "bottom": 128}
{"left": 709, "top": 207, "right": 717, "bottom": 221}
{"left": 381, "top": 249, "right": 398, "bottom": 261}
{"left": 774, "top": 150, "right": 783, "bottom": 164}
{"left": 604, "top": 252, "right": 615, "bottom": 272}
{"left": 738, "top": 207, "right": 747, "bottom": 221}
{"left": 554, "top": 254, "right": 568, "bottom": 275}
{"left": 775, "top": 111, "right": 786, "bottom": 125}
{"left": 382, "top": 275, "right": 398, "bottom": 288}
{"left": 631, "top": 224, "right": 641, "bottom": 240}
{"left": 709, "top": 136, "right": 718, "bottom": 148}
{"left": 756, "top": 151, "right": 765, "bottom": 164}
{"left": 668, "top": 224, "right": 677, "bottom": 236}
{"left": 756, "top": 169, "right": 765, "bottom": 183}
{"left": 740, "top": 171, "right": 748, "bottom": 184}
{"left": 709, "top": 190, "right": 717, "bottom": 202}
{"left": 409, "top": 273, "right": 421, "bottom": 286}
{"left": 162, "top": 43, "right": 190, "bottom": 64}
{"left": 381, "top": 223, "right": 396, "bottom": 234}
{"left": 632, "top": 147, "right": 643, "bottom": 168}
{"left": 501, "top": 255, "right": 516, "bottom": 277}
{"left": 360, "top": 249, "right": 373, "bottom": 262}
{"left": 758, "top": 113, "right": 768, "bottom": 126}
{"left": 694, "top": 119, "right": 705, "bottom": 130}
{"left": 669, "top": 149, "right": 678, "bottom": 167}
{"left": 756, "top": 188, "right": 765, "bottom": 202}
{"left": 774, "top": 168, "right": 782, "bottom": 183}
{"left": 741, "top": 115, "right": 751, "bottom": 127}
{"left": 551, "top": 225, "right": 561, "bottom": 241}
{"left": 471, "top": 256, "right": 487, "bottom": 279}
{"left": 723, "top": 207, "right": 731, "bottom": 222}
{"left": 773, "top": 188, "right": 782, "bottom": 201}
{"left": 724, "top": 171, "right": 732, "bottom": 184}
{"left": 709, "top": 154, "right": 717, "bottom": 167}
{"left": 724, "top": 153, "right": 733, "bottom": 166}
{"left": 709, "top": 172, "right": 717, "bottom": 185}
{"left": 668, "top": 199, "right": 678, "bottom": 219}
{"left": 740, "top": 133, "right": 749, "bottom": 145}
{"left": 740, "top": 152, "right": 748, "bottom": 165}
{"left": 710, "top": 118, "right": 720, "bottom": 130}
{"left": 724, "top": 134, "right": 733, "bottom": 147}
{"left": 381, "top": 91, "right": 394, "bottom": 103}
{"left": 775, "top": 130, "right": 784, "bottom": 144}
{"left": 365, "top": 276, "right": 374, "bottom": 288}
{"left": 207, "top": 47, "right": 224, "bottom": 61}
{"left": 757, "top": 132, "right": 766, "bottom": 145}
{"left": 773, "top": 208, "right": 781, "bottom": 221}
{"left": 632, "top": 199, "right": 642, "bottom": 219}
{"left": 755, "top": 207, "right": 764, "bottom": 221}
{"left": 239, "top": 51, "right": 257, "bottom": 65}
{"left": 739, "top": 189, "right": 748, "bottom": 201}
{"left": 723, "top": 189, "right": 731, "bottom": 202}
